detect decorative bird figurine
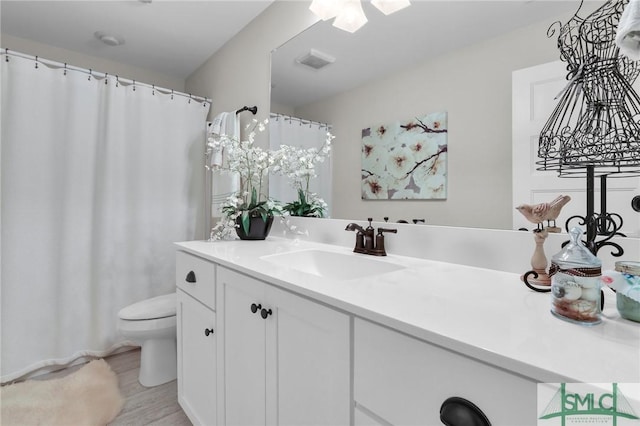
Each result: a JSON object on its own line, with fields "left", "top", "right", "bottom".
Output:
{"left": 516, "top": 195, "right": 571, "bottom": 231}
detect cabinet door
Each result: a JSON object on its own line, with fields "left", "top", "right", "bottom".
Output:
{"left": 218, "top": 267, "right": 267, "bottom": 426}
{"left": 267, "top": 285, "right": 351, "bottom": 426}
{"left": 354, "top": 318, "right": 538, "bottom": 426}
{"left": 177, "top": 289, "right": 216, "bottom": 426}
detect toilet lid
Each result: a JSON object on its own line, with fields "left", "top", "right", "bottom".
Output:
{"left": 118, "top": 293, "right": 176, "bottom": 320}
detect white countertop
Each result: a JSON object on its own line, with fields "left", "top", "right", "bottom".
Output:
{"left": 176, "top": 237, "right": 640, "bottom": 384}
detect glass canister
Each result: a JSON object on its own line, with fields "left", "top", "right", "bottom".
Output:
{"left": 602, "top": 261, "right": 640, "bottom": 322}
{"left": 549, "top": 227, "right": 602, "bottom": 325}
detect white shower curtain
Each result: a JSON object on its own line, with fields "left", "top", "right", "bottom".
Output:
{"left": 1, "top": 53, "right": 210, "bottom": 382}
{"left": 268, "top": 114, "right": 332, "bottom": 215}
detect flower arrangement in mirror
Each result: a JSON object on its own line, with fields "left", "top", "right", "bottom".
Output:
{"left": 272, "top": 131, "right": 334, "bottom": 218}
{"left": 208, "top": 119, "right": 283, "bottom": 240}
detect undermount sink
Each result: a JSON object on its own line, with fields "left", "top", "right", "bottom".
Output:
{"left": 260, "top": 249, "right": 404, "bottom": 281}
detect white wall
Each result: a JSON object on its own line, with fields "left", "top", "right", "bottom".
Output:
{"left": 1, "top": 33, "right": 185, "bottom": 91}
{"left": 186, "top": 1, "right": 318, "bottom": 142}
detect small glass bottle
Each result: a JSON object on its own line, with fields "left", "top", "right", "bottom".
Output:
{"left": 549, "top": 227, "right": 602, "bottom": 325}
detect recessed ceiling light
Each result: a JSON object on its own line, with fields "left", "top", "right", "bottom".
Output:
{"left": 94, "top": 31, "right": 125, "bottom": 47}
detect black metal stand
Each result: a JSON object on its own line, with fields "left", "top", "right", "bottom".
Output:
{"left": 564, "top": 165, "right": 625, "bottom": 257}
{"left": 523, "top": 0, "right": 638, "bottom": 294}
{"left": 523, "top": 166, "right": 625, "bottom": 291}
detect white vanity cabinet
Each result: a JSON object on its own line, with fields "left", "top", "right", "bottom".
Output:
{"left": 216, "top": 266, "right": 351, "bottom": 426}
{"left": 354, "top": 318, "right": 538, "bottom": 426}
{"left": 176, "top": 251, "right": 217, "bottom": 426}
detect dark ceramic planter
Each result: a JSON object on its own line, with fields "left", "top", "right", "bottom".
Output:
{"left": 235, "top": 215, "right": 274, "bottom": 240}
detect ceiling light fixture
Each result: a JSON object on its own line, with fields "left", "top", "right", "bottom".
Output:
{"left": 370, "top": 0, "right": 411, "bottom": 15}
{"left": 309, "top": 0, "right": 410, "bottom": 33}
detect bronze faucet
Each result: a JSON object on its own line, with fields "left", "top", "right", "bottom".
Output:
{"left": 345, "top": 218, "right": 397, "bottom": 256}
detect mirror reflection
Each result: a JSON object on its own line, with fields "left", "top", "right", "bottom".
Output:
{"left": 270, "top": 0, "right": 592, "bottom": 230}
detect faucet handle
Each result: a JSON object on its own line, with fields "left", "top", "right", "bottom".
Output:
{"left": 377, "top": 227, "right": 398, "bottom": 234}
{"left": 372, "top": 227, "right": 397, "bottom": 256}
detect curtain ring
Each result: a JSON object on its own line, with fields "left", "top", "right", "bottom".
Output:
{"left": 171, "top": 89, "right": 174, "bottom": 100}
{"left": 115, "top": 75, "right": 119, "bottom": 87}
{"left": 105, "top": 73, "right": 108, "bottom": 85}
{"left": 88, "top": 69, "right": 92, "bottom": 81}
{"left": 5, "top": 48, "right": 9, "bottom": 62}
{"left": 188, "top": 94, "right": 192, "bottom": 104}
{"left": 152, "top": 84, "right": 155, "bottom": 96}
{"left": 63, "top": 63, "right": 67, "bottom": 76}
{"left": 35, "top": 56, "right": 38, "bottom": 69}
{"left": 133, "top": 80, "right": 136, "bottom": 91}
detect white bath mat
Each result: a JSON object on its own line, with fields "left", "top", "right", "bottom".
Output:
{"left": 1, "top": 359, "right": 124, "bottom": 426}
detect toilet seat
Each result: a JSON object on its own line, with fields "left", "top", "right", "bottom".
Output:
{"left": 119, "top": 293, "right": 176, "bottom": 320}
{"left": 118, "top": 315, "right": 176, "bottom": 333}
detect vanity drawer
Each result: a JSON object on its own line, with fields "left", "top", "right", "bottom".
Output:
{"left": 176, "top": 251, "right": 216, "bottom": 308}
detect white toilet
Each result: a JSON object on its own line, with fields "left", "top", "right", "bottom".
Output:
{"left": 117, "top": 292, "right": 177, "bottom": 387}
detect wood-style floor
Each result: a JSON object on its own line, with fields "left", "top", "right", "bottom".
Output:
{"left": 34, "top": 348, "right": 192, "bottom": 426}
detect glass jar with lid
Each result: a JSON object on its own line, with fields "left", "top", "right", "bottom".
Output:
{"left": 549, "top": 227, "right": 602, "bottom": 325}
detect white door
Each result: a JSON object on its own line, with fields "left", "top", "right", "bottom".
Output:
{"left": 512, "top": 61, "right": 640, "bottom": 237}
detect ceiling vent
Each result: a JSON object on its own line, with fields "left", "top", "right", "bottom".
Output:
{"left": 94, "top": 31, "right": 125, "bottom": 47}
{"left": 296, "top": 49, "right": 336, "bottom": 70}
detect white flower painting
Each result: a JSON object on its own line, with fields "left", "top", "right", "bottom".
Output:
{"left": 361, "top": 112, "right": 448, "bottom": 200}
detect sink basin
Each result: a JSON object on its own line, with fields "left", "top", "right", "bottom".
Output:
{"left": 260, "top": 249, "right": 404, "bottom": 280}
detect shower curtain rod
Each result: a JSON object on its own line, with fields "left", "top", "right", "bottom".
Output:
{"left": 269, "top": 112, "right": 331, "bottom": 129}
{"left": 2, "top": 48, "right": 212, "bottom": 104}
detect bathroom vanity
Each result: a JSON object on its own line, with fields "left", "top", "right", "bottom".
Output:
{"left": 174, "top": 225, "right": 640, "bottom": 426}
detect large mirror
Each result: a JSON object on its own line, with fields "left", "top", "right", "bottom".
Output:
{"left": 270, "top": 0, "right": 594, "bottom": 230}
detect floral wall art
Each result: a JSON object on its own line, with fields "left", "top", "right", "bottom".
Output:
{"left": 361, "top": 112, "right": 448, "bottom": 200}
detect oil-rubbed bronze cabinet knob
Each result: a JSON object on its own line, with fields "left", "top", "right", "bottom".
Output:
{"left": 250, "top": 303, "right": 262, "bottom": 314}
{"left": 260, "top": 308, "right": 273, "bottom": 319}
{"left": 440, "top": 397, "right": 491, "bottom": 426}
{"left": 204, "top": 328, "right": 214, "bottom": 336}
{"left": 185, "top": 271, "right": 196, "bottom": 283}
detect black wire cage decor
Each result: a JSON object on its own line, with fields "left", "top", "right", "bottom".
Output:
{"left": 537, "top": 0, "right": 640, "bottom": 256}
